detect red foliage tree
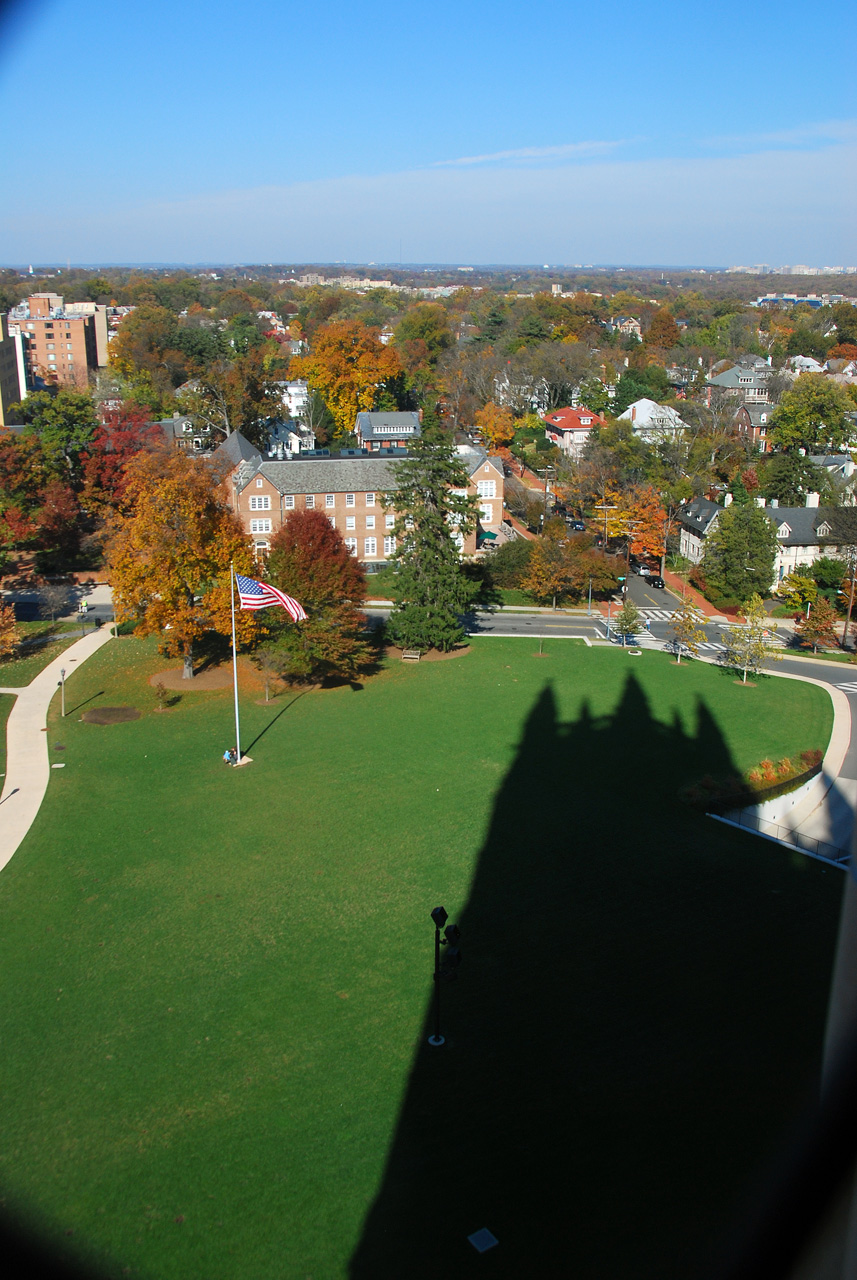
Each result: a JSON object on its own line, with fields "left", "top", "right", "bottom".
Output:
{"left": 82, "top": 403, "right": 163, "bottom": 511}
{"left": 262, "top": 508, "right": 372, "bottom": 683}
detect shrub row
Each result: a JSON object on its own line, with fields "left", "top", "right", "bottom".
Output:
{"left": 680, "top": 748, "right": 824, "bottom": 812}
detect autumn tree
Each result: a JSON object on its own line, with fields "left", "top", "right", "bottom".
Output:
{"left": 261, "top": 509, "right": 373, "bottom": 684}
{"left": 81, "top": 402, "right": 163, "bottom": 513}
{"left": 645, "top": 308, "right": 681, "bottom": 350}
{"left": 291, "top": 320, "right": 404, "bottom": 440}
{"left": 614, "top": 598, "right": 642, "bottom": 644}
{"left": 106, "top": 449, "right": 255, "bottom": 678}
{"left": 520, "top": 529, "right": 573, "bottom": 610}
{"left": 721, "top": 594, "right": 781, "bottom": 683}
{"left": 797, "top": 598, "right": 839, "bottom": 653}
{"left": 387, "top": 429, "right": 479, "bottom": 652}
{"left": 520, "top": 528, "right": 618, "bottom": 608}
{"left": 669, "top": 597, "right": 707, "bottom": 663}
{"left": 474, "top": 402, "right": 515, "bottom": 449}
{"left": 11, "top": 390, "right": 98, "bottom": 486}
{"left": 778, "top": 572, "right": 817, "bottom": 613}
{"left": 177, "top": 349, "right": 282, "bottom": 449}
{"left": 768, "top": 374, "right": 857, "bottom": 455}
{"left": 0, "top": 601, "right": 19, "bottom": 661}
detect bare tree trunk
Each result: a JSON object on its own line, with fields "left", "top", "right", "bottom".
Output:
{"left": 183, "top": 648, "right": 194, "bottom": 679}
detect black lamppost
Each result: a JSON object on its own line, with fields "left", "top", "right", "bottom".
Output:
{"left": 429, "top": 907, "right": 447, "bottom": 1046}
{"left": 429, "top": 907, "right": 462, "bottom": 1047}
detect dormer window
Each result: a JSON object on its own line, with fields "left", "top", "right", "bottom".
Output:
{"left": 777, "top": 523, "right": 791, "bottom": 539}
{"left": 817, "top": 522, "right": 831, "bottom": 537}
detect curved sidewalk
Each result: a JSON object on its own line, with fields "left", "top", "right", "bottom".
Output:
{"left": 0, "top": 627, "right": 113, "bottom": 872}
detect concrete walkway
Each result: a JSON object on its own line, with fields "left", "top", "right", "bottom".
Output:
{"left": 0, "top": 627, "right": 114, "bottom": 872}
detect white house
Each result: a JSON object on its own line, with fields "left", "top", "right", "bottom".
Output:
{"left": 617, "top": 398, "right": 688, "bottom": 440}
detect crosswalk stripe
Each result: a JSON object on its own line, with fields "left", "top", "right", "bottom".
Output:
{"left": 837, "top": 681, "right": 857, "bottom": 692}
{"left": 638, "top": 608, "right": 675, "bottom": 619}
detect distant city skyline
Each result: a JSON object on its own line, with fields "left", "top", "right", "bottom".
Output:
{"left": 0, "top": 0, "right": 854, "bottom": 265}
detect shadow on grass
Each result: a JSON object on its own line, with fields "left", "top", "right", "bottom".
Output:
{"left": 65, "top": 690, "right": 104, "bottom": 717}
{"left": 350, "top": 674, "right": 844, "bottom": 1280}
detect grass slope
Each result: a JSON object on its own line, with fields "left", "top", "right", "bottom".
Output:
{"left": 0, "top": 638, "right": 843, "bottom": 1279}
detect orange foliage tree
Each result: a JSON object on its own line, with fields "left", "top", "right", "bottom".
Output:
{"left": 474, "top": 401, "right": 515, "bottom": 449}
{"left": 290, "top": 320, "right": 403, "bottom": 439}
{"left": 614, "top": 485, "right": 668, "bottom": 559}
{"left": 106, "top": 449, "right": 256, "bottom": 678}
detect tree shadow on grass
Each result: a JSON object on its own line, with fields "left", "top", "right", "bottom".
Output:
{"left": 349, "top": 674, "right": 844, "bottom": 1280}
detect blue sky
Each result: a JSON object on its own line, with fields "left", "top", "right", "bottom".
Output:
{"left": 0, "top": 0, "right": 854, "bottom": 266}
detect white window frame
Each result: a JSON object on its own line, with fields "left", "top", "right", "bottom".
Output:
{"left": 250, "top": 518, "right": 272, "bottom": 534}
{"left": 365, "top": 492, "right": 375, "bottom": 506}
{"left": 346, "top": 516, "right": 356, "bottom": 531}
{"left": 305, "top": 495, "right": 315, "bottom": 508}
{"left": 284, "top": 494, "right": 295, "bottom": 509}
{"left": 256, "top": 477, "right": 263, "bottom": 488}
{"left": 344, "top": 538, "right": 357, "bottom": 555}
{"left": 385, "top": 514, "right": 395, "bottom": 529}
{"left": 345, "top": 493, "right": 355, "bottom": 507}
{"left": 383, "top": 536, "right": 396, "bottom": 556}
{"left": 364, "top": 537, "right": 377, "bottom": 556}
{"left": 249, "top": 495, "right": 271, "bottom": 511}
{"left": 325, "top": 494, "right": 335, "bottom": 508}
{"left": 476, "top": 480, "right": 496, "bottom": 499}
{"left": 365, "top": 515, "right": 375, "bottom": 530}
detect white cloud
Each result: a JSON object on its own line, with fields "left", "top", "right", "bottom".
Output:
{"left": 432, "top": 140, "right": 625, "bottom": 167}
{"left": 1, "top": 138, "right": 854, "bottom": 266}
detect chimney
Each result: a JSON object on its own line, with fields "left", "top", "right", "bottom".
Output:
{"left": 806, "top": 491, "right": 820, "bottom": 508}
{"left": 769, "top": 497, "right": 778, "bottom": 508}
{"left": 724, "top": 493, "right": 733, "bottom": 507}
{"left": 755, "top": 497, "right": 765, "bottom": 508}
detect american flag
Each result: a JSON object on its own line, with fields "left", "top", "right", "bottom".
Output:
{"left": 235, "top": 574, "right": 307, "bottom": 621}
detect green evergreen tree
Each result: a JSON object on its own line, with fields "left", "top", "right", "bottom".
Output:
{"left": 386, "top": 429, "right": 479, "bottom": 652}
{"left": 703, "top": 504, "right": 778, "bottom": 602}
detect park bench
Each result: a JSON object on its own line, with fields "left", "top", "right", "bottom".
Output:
{"left": 401, "top": 649, "right": 421, "bottom": 662}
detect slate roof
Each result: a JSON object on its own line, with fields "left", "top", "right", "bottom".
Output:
{"left": 765, "top": 506, "right": 836, "bottom": 546}
{"left": 236, "top": 455, "right": 400, "bottom": 496}
{"left": 212, "top": 431, "right": 261, "bottom": 468}
{"left": 678, "top": 495, "right": 721, "bottom": 534}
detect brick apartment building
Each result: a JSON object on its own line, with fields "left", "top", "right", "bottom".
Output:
{"left": 7, "top": 293, "right": 107, "bottom": 390}
{"left": 223, "top": 436, "right": 504, "bottom": 563}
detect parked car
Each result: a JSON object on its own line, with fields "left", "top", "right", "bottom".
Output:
{"left": 634, "top": 563, "right": 652, "bottom": 576}
{"left": 649, "top": 576, "right": 665, "bottom": 589}
{"left": 567, "top": 519, "right": 585, "bottom": 532}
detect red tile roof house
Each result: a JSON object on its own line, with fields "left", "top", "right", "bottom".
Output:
{"left": 542, "top": 406, "right": 607, "bottom": 459}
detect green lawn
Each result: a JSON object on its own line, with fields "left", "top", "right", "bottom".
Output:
{"left": 0, "top": 621, "right": 84, "bottom": 687}
{"left": 0, "top": 638, "right": 843, "bottom": 1279}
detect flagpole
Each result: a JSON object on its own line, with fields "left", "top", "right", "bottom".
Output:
{"left": 230, "top": 562, "right": 242, "bottom": 764}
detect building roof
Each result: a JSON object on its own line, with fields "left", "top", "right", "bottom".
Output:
{"left": 212, "top": 431, "right": 262, "bottom": 469}
{"left": 678, "top": 495, "right": 720, "bottom": 534}
{"left": 707, "top": 362, "right": 771, "bottom": 390}
{"left": 237, "top": 455, "right": 400, "bottom": 496}
{"left": 617, "top": 398, "right": 687, "bottom": 430}
{"left": 355, "top": 411, "right": 421, "bottom": 440}
{"left": 542, "top": 405, "right": 604, "bottom": 432}
{"left": 764, "top": 505, "right": 835, "bottom": 546}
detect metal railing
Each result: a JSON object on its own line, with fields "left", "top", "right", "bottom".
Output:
{"left": 710, "top": 810, "right": 850, "bottom": 866}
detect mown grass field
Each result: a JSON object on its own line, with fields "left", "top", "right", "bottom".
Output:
{"left": 0, "top": 637, "right": 844, "bottom": 1279}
